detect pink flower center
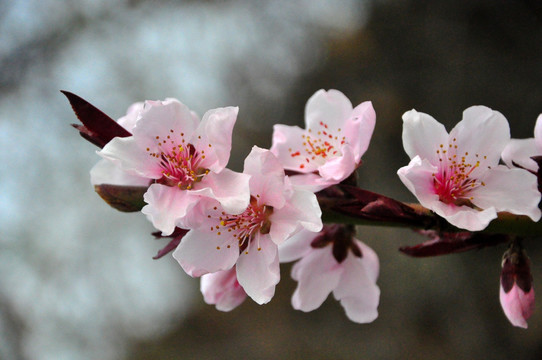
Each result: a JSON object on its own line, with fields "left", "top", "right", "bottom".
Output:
{"left": 211, "top": 196, "right": 273, "bottom": 254}
{"left": 146, "top": 131, "right": 209, "bottom": 190}
{"left": 432, "top": 138, "right": 487, "bottom": 205}
{"left": 288, "top": 121, "right": 345, "bottom": 169}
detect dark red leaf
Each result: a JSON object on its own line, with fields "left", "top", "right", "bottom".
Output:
{"left": 62, "top": 90, "right": 131, "bottom": 148}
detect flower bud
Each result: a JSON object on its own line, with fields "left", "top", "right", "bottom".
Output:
{"left": 500, "top": 241, "right": 535, "bottom": 328}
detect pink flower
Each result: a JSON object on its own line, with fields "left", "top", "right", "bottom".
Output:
{"left": 502, "top": 114, "right": 542, "bottom": 172}
{"left": 500, "top": 242, "right": 535, "bottom": 328}
{"left": 173, "top": 146, "right": 323, "bottom": 304}
{"left": 279, "top": 225, "right": 380, "bottom": 323}
{"left": 398, "top": 106, "right": 541, "bottom": 231}
{"left": 271, "top": 89, "right": 375, "bottom": 192}
{"left": 98, "top": 98, "right": 251, "bottom": 235}
{"left": 201, "top": 267, "right": 247, "bottom": 312}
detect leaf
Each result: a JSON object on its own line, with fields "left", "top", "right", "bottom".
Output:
{"left": 94, "top": 184, "right": 148, "bottom": 212}
{"left": 61, "top": 90, "right": 131, "bottom": 148}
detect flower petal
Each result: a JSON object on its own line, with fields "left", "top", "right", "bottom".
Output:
{"left": 236, "top": 236, "right": 280, "bottom": 304}
{"left": 471, "top": 166, "right": 541, "bottom": 221}
{"left": 305, "top": 89, "right": 353, "bottom": 132}
{"left": 287, "top": 173, "right": 333, "bottom": 193}
{"left": 345, "top": 101, "right": 376, "bottom": 160}
{"left": 192, "top": 168, "right": 251, "bottom": 215}
{"left": 117, "top": 102, "right": 144, "bottom": 132}
{"left": 318, "top": 143, "right": 356, "bottom": 182}
{"left": 173, "top": 229, "right": 239, "bottom": 277}
{"left": 244, "top": 146, "right": 287, "bottom": 209}
{"left": 99, "top": 136, "right": 161, "bottom": 178}
{"left": 90, "top": 159, "right": 150, "bottom": 186}
{"left": 269, "top": 189, "right": 322, "bottom": 245}
{"left": 402, "top": 109, "right": 449, "bottom": 163}
{"left": 499, "top": 283, "right": 535, "bottom": 329}
{"left": 431, "top": 200, "right": 497, "bottom": 231}
{"left": 270, "top": 124, "right": 319, "bottom": 173}
{"left": 132, "top": 99, "right": 199, "bottom": 153}
{"left": 200, "top": 267, "right": 247, "bottom": 312}
{"left": 502, "top": 138, "right": 539, "bottom": 172}
{"left": 278, "top": 229, "right": 317, "bottom": 263}
{"left": 450, "top": 106, "right": 509, "bottom": 170}
{"left": 291, "top": 247, "right": 343, "bottom": 312}
{"left": 534, "top": 114, "right": 542, "bottom": 143}
{"left": 332, "top": 252, "right": 380, "bottom": 323}
{"left": 397, "top": 156, "right": 439, "bottom": 206}
{"left": 354, "top": 239, "right": 379, "bottom": 283}
{"left": 192, "top": 106, "right": 238, "bottom": 172}
{"left": 141, "top": 183, "right": 200, "bottom": 235}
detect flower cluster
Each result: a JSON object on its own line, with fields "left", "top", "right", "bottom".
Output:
{"left": 65, "top": 89, "right": 542, "bottom": 328}
{"left": 66, "top": 90, "right": 380, "bottom": 323}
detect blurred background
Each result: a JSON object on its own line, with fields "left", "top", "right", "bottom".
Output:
{"left": 1, "top": 0, "right": 542, "bottom": 359}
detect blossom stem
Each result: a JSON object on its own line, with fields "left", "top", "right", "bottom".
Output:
{"left": 321, "top": 202, "right": 542, "bottom": 237}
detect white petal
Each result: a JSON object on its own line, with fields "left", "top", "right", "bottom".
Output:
{"left": 402, "top": 109, "right": 449, "bottom": 163}
{"left": 90, "top": 159, "right": 150, "bottom": 186}
{"left": 318, "top": 143, "right": 356, "bottom": 183}
{"left": 305, "top": 89, "right": 353, "bottom": 132}
{"left": 451, "top": 106, "right": 510, "bottom": 168}
{"left": 192, "top": 169, "right": 251, "bottom": 215}
{"left": 270, "top": 124, "right": 319, "bottom": 173}
{"left": 132, "top": 99, "right": 199, "bottom": 152}
{"left": 99, "top": 136, "right": 161, "bottom": 179}
{"left": 345, "top": 101, "right": 376, "bottom": 160}
{"left": 354, "top": 239, "right": 379, "bottom": 283}
{"left": 333, "top": 252, "right": 380, "bottom": 323}
{"left": 117, "top": 102, "right": 144, "bottom": 132}
{"left": 534, "top": 114, "right": 542, "bottom": 142}
{"left": 200, "top": 268, "right": 246, "bottom": 312}
{"left": 397, "top": 156, "right": 439, "bottom": 207}
{"left": 287, "top": 173, "right": 334, "bottom": 193}
{"left": 173, "top": 229, "right": 239, "bottom": 277}
{"left": 141, "top": 184, "right": 200, "bottom": 235}
{"left": 431, "top": 200, "right": 497, "bottom": 231}
{"left": 471, "top": 166, "right": 541, "bottom": 221}
{"left": 278, "top": 229, "right": 317, "bottom": 263}
{"left": 269, "top": 189, "right": 322, "bottom": 245}
{"left": 502, "top": 138, "right": 539, "bottom": 172}
{"left": 243, "top": 146, "right": 287, "bottom": 209}
{"left": 192, "top": 106, "right": 238, "bottom": 172}
{"left": 236, "top": 236, "right": 280, "bottom": 304}
{"left": 291, "top": 247, "right": 343, "bottom": 312}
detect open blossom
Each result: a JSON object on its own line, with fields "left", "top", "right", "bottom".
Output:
{"left": 201, "top": 267, "right": 247, "bottom": 312}
{"left": 279, "top": 225, "right": 380, "bottom": 323}
{"left": 98, "top": 98, "right": 250, "bottom": 235}
{"left": 500, "top": 242, "right": 535, "bottom": 328}
{"left": 271, "top": 89, "right": 375, "bottom": 192}
{"left": 173, "top": 146, "right": 323, "bottom": 304}
{"left": 397, "top": 106, "right": 541, "bottom": 231}
{"left": 502, "top": 114, "right": 542, "bottom": 172}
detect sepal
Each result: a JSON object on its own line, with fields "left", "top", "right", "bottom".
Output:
{"left": 94, "top": 184, "right": 148, "bottom": 212}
